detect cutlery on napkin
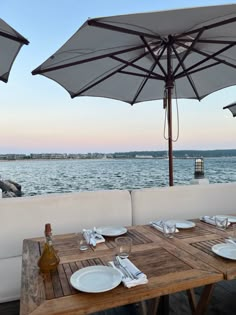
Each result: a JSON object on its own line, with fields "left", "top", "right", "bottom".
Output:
{"left": 200, "top": 216, "right": 216, "bottom": 225}
{"left": 150, "top": 220, "right": 179, "bottom": 233}
{"left": 82, "top": 229, "right": 105, "bottom": 247}
{"left": 109, "top": 257, "right": 148, "bottom": 288}
{"left": 200, "top": 216, "right": 230, "bottom": 227}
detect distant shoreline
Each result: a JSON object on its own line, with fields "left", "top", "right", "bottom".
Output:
{"left": 1, "top": 156, "right": 236, "bottom": 163}
{"left": 1, "top": 149, "right": 236, "bottom": 161}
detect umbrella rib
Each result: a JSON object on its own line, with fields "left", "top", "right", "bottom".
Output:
{"left": 0, "top": 30, "right": 29, "bottom": 45}
{"left": 131, "top": 61, "right": 158, "bottom": 104}
{"left": 176, "top": 41, "right": 236, "bottom": 77}
{"left": 178, "top": 38, "right": 236, "bottom": 45}
{"left": 118, "top": 70, "right": 159, "bottom": 80}
{"left": 223, "top": 103, "right": 236, "bottom": 117}
{"left": 176, "top": 16, "right": 236, "bottom": 38}
{"left": 72, "top": 45, "right": 163, "bottom": 98}
{"left": 172, "top": 29, "right": 204, "bottom": 77}
{"left": 140, "top": 36, "right": 167, "bottom": 76}
{"left": 110, "top": 55, "right": 164, "bottom": 80}
{"left": 32, "top": 43, "right": 148, "bottom": 75}
{"left": 87, "top": 19, "right": 161, "bottom": 40}
{"left": 176, "top": 61, "right": 221, "bottom": 79}
{"left": 117, "top": 42, "right": 167, "bottom": 82}
{"left": 179, "top": 41, "right": 236, "bottom": 69}
{"left": 71, "top": 62, "right": 129, "bottom": 98}
{"left": 172, "top": 44, "right": 200, "bottom": 100}
{"left": 223, "top": 103, "right": 236, "bottom": 110}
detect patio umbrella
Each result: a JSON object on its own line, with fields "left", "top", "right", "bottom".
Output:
{"left": 0, "top": 18, "right": 29, "bottom": 83}
{"left": 223, "top": 102, "right": 236, "bottom": 117}
{"left": 32, "top": 4, "right": 236, "bottom": 186}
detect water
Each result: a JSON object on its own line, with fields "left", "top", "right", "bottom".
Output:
{"left": 0, "top": 157, "right": 236, "bottom": 197}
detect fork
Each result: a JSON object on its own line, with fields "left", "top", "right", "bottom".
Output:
{"left": 113, "top": 260, "right": 129, "bottom": 280}
{"left": 115, "top": 256, "right": 138, "bottom": 280}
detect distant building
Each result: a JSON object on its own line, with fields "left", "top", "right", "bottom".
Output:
{"left": 30, "top": 153, "right": 67, "bottom": 159}
{"left": 0, "top": 154, "right": 27, "bottom": 160}
{"left": 135, "top": 155, "right": 153, "bottom": 159}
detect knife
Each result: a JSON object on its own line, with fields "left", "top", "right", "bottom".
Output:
{"left": 116, "top": 256, "right": 137, "bottom": 280}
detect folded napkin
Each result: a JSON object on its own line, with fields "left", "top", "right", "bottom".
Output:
{"left": 200, "top": 216, "right": 216, "bottom": 225}
{"left": 82, "top": 229, "right": 105, "bottom": 246}
{"left": 150, "top": 220, "right": 179, "bottom": 233}
{"left": 200, "top": 216, "right": 230, "bottom": 227}
{"left": 109, "top": 258, "right": 148, "bottom": 288}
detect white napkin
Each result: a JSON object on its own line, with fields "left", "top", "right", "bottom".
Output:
{"left": 150, "top": 220, "right": 179, "bottom": 233}
{"left": 109, "top": 258, "right": 148, "bottom": 288}
{"left": 82, "top": 229, "right": 105, "bottom": 246}
{"left": 200, "top": 216, "right": 216, "bottom": 225}
{"left": 200, "top": 216, "right": 230, "bottom": 227}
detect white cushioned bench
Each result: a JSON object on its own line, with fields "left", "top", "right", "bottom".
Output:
{"left": 0, "top": 189, "right": 132, "bottom": 302}
{"left": 131, "top": 182, "right": 236, "bottom": 225}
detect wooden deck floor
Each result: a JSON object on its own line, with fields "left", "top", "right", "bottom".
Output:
{"left": 1, "top": 280, "right": 236, "bottom": 315}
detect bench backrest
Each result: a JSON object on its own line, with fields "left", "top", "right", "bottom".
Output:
{"left": 131, "top": 183, "right": 236, "bottom": 225}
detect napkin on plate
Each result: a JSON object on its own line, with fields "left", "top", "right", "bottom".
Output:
{"left": 109, "top": 258, "right": 148, "bottom": 288}
{"left": 82, "top": 229, "right": 105, "bottom": 246}
{"left": 150, "top": 220, "right": 179, "bottom": 233}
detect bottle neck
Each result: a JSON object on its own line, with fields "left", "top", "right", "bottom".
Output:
{"left": 45, "top": 233, "right": 53, "bottom": 246}
{"left": 44, "top": 223, "right": 53, "bottom": 246}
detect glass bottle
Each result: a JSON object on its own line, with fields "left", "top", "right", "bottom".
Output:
{"left": 38, "top": 223, "right": 60, "bottom": 273}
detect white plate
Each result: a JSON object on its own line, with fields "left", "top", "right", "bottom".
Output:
{"left": 96, "top": 226, "right": 127, "bottom": 236}
{"left": 167, "top": 220, "right": 196, "bottom": 229}
{"left": 212, "top": 243, "right": 236, "bottom": 260}
{"left": 217, "top": 215, "right": 236, "bottom": 223}
{"left": 70, "top": 265, "right": 122, "bottom": 293}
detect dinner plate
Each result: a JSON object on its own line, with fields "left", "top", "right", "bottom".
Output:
{"left": 217, "top": 215, "right": 236, "bottom": 223}
{"left": 70, "top": 265, "right": 122, "bottom": 293}
{"left": 167, "top": 220, "right": 196, "bottom": 229}
{"left": 212, "top": 243, "right": 236, "bottom": 260}
{"left": 96, "top": 226, "right": 127, "bottom": 236}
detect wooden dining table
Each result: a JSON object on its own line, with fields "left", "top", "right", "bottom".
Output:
{"left": 20, "top": 224, "right": 226, "bottom": 315}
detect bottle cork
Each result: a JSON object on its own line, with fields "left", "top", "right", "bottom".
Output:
{"left": 45, "top": 223, "right": 51, "bottom": 236}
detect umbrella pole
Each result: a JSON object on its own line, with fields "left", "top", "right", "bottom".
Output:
{"left": 167, "top": 85, "right": 174, "bottom": 186}
{"left": 166, "top": 40, "right": 174, "bottom": 186}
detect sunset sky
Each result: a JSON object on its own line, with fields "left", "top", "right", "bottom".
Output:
{"left": 1, "top": 0, "right": 236, "bottom": 154}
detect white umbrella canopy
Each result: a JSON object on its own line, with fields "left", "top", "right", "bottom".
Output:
{"left": 223, "top": 102, "right": 236, "bottom": 117}
{"left": 32, "top": 4, "right": 236, "bottom": 186}
{"left": 0, "top": 18, "right": 29, "bottom": 83}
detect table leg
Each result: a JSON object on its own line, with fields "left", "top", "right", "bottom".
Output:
{"left": 157, "top": 295, "right": 169, "bottom": 315}
{"left": 138, "top": 298, "right": 160, "bottom": 315}
{"left": 194, "top": 284, "right": 215, "bottom": 315}
{"left": 187, "top": 289, "right": 197, "bottom": 312}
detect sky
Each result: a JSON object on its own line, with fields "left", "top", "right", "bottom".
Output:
{"left": 0, "top": 0, "right": 236, "bottom": 154}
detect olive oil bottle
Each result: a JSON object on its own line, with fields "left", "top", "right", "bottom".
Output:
{"left": 38, "top": 223, "right": 60, "bottom": 273}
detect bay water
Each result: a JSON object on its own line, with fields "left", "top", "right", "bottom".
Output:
{"left": 0, "top": 157, "right": 236, "bottom": 197}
